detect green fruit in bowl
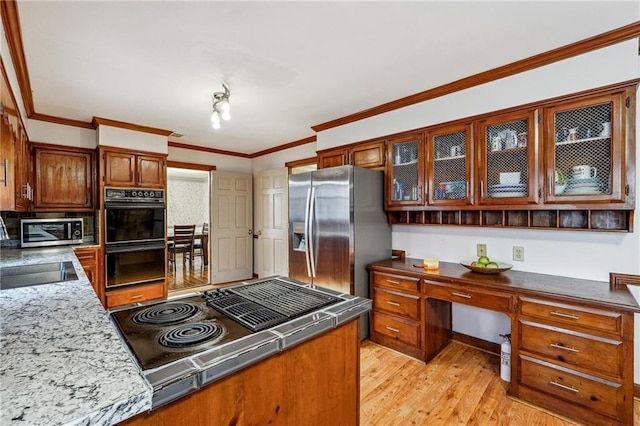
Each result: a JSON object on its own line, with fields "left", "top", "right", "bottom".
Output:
{"left": 477, "top": 256, "right": 490, "bottom": 265}
{"left": 485, "top": 262, "right": 499, "bottom": 268}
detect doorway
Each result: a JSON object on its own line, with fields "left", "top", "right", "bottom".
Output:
{"left": 166, "top": 166, "right": 211, "bottom": 291}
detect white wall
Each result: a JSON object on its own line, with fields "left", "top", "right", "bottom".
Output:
{"left": 317, "top": 39, "right": 640, "bottom": 381}
{"left": 251, "top": 142, "right": 317, "bottom": 173}
{"left": 97, "top": 125, "right": 168, "bottom": 154}
{"left": 168, "top": 145, "right": 252, "bottom": 173}
{"left": 27, "top": 119, "right": 96, "bottom": 149}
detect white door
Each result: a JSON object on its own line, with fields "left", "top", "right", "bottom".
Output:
{"left": 255, "top": 168, "right": 288, "bottom": 278}
{"left": 210, "top": 171, "right": 253, "bottom": 284}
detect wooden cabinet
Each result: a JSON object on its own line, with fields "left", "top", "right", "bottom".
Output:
{"left": 477, "top": 109, "right": 538, "bottom": 205}
{"left": 426, "top": 122, "right": 473, "bottom": 206}
{"left": 542, "top": 88, "right": 631, "bottom": 204}
{"left": 73, "top": 246, "right": 102, "bottom": 302}
{"left": 513, "top": 296, "right": 633, "bottom": 425}
{"left": 105, "top": 282, "right": 166, "bottom": 308}
{"left": 317, "top": 140, "right": 385, "bottom": 170}
{"left": 101, "top": 148, "right": 165, "bottom": 188}
{"left": 369, "top": 270, "right": 424, "bottom": 359}
{"left": 367, "top": 258, "right": 638, "bottom": 426}
{"left": 0, "top": 113, "right": 32, "bottom": 211}
{"left": 385, "top": 133, "right": 424, "bottom": 208}
{"left": 33, "top": 143, "right": 94, "bottom": 211}
{"left": 382, "top": 82, "right": 636, "bottom": 232}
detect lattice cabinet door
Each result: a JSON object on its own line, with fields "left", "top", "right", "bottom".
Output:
{"left": 543, "top": 90, "right": 629, "bottom": 204}
{"left": 477, "top": 109, "right": 538, "bottom": 205}
{"left": 427, "top": 123, "right": 473, "bottom": 206}
{"left": 385, "top": 133, "right": 425, "bottom": 208}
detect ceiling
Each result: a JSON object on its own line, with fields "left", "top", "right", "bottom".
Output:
{"left": 14, "top": 1, "right": 639, "bottom": 155}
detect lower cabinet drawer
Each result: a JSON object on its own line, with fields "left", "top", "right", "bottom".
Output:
{"left": 372, "top": 311, "right": 421, "bottom": 348}
{"left": 519, "top": 297, "right": 622, "bottom": 335}
{"left": 519, "top": 355, "right": 623, "bottom": 421}
{"left": 372, "top": 287, "right": 420, "bottom": 320}
{"left": 106, "top": 283, "right": 165, "bottom": 308}
{"left": 519, "top": 320, "right": 623, "bottom": 378}
{"left": 424, "top": 282, "right": 512, "bottom": 313}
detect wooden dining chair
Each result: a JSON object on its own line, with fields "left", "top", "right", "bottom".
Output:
{"left": 168, "top": 224, "right": 196, "bottom": 270}
{"left": 192, "top": 223, "right": 209, "bottom": 265}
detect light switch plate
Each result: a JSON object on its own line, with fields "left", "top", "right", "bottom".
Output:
{"left": 477, "top": 244, "right": 487, "bottom": 257}
{"left": 513, "top": 246, "right": 525, "bottom": 262}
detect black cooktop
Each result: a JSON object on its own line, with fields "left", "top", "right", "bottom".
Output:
{"left": 110, "top": 295, "right": 252, "bottom": 371}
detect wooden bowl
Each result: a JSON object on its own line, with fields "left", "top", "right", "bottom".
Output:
{"left": 460, "top": 261, "right": 513, "bottom": 275}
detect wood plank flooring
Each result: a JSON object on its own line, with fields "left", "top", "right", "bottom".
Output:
{"left": 167, "top": 255, "right": 208, "bottom": 291}
{"left": 360, "top": 340, "right": 640, "bottom": 425}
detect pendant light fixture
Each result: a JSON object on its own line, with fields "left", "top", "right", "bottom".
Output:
{"left": 211, "top": 83, "right": 231, "bottom": 129}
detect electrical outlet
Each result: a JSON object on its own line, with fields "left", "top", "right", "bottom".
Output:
{"left": 477, "top": 244, "right": 487, "bottom": 257}
{"left": 513, "top": 246, "right": 525, "bottom": 262}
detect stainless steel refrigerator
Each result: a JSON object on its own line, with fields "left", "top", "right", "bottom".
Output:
{"left": 288, "top": 165, "right": 391, "bottom": 339}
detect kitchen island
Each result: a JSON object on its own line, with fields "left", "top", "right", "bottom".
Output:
{"left": 0, "top": 246, "right": 152, "bottom": 425}
{"left": 1, "top": 246, "right": 368, "bottom": 426}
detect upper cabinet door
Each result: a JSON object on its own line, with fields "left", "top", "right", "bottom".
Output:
{"left": 385, "top": 133, "right": 424, "bottom": 208}
{"left": 137, "top": 155, "right": 165, "bottom": 188}
{"left": 104, "top": 151, "right": 136, "bottom": 187}
{"left": 350, "top": 140, "right": 385, "bottom": 170}
{"left": 543, "top": 90, "right": 628, "bottom": 204}
{"left": 317, "top": 147, "right": 347, "bottom": 169}
{"left": 426, "top": 123, "right": 473, "bottom": 206}
{"left": 477, "top": 109, "right": 538, "bottom": 205}
{"left": 34, "top": 145, "right": 94, "bottom": 211}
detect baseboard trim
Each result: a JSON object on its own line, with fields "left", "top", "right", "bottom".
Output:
{"left": 452, "top": 331, "right": 501, "bottom": 356}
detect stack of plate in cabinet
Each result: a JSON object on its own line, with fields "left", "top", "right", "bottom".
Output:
{"left": 489, "top": 183, "right": 527, "bottom": 198}
{"left": 564, "top": 177, "right": 603, "bottom": 195}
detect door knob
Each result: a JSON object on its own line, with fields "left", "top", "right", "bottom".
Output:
{"left": 247, "top": 229, "right": 253, "bottom": 235}
{"left": 256, "top": 230, "right": 262, "bottom": 236}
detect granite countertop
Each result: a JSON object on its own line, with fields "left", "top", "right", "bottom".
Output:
{"left": 0, "top": 246, "right": 152, "bottom": 426}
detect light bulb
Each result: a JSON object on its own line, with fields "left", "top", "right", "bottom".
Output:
{"left": 211, "top": 111, "right": 220, "bottom": 124}
{"left": 221, "top": 109, "right": 231, "bottom": 121}
{"left": 220, "top": 99, "right": 230, "bottom": 112}
{"left": 211, "top": 120, "right": 220, "bottom": 129}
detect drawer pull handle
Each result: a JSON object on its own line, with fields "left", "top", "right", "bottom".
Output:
{"left": 386, "top": 279, "right": 400, "bottom": 285}
{"left": 550, "top": 343, "right": 579, "bottom": 353}
{"left": 386, "top": 301, "right": 401, "bottom": 306}
{"left": 549, "top": 311, "right": 579, "bottom": 320}
{"left": 385, "top": 326, "right": 401, "bottom": 333}
{"left": 452, "top": 292, "right": 472, "bottom": 299}
{"left": 130, "top": 295, "right": 144, "bottom": 300}
{"left": 549, "top": 381, "right": 579, "bottom": 393}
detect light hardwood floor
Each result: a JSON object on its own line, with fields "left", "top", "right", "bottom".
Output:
{"left": 360, "top": 340, "right": 640, "bottom": 425}
{"left": 167, "top": 255, "right": 208, "bottom": 292}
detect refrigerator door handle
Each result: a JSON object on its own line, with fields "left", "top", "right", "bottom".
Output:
{"left": 308, "top": 187, "right": 317, "bottom": 278}
{"left": 303, "top": 188, "right": 313, "bottom": 277}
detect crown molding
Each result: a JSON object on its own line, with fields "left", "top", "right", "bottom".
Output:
{"left": 312, "top": 21, "right": 640, "bottom": 133}
{"left": 30, "top": 112, "right": 93, "bottom": 129}
{"left": 168, "top": 141, "right": 252, "bottom": 158}
{"left": 167, "top": 161, "right": 216, "bottom": 171}
{"left": 0, "top": 0, "right": 33, "bottom": 116}
{"left": 249, "top": 135, "right": 316, "bottom": 158}
{"left": 92, "top": 116, "right": 173, "bottom": 136}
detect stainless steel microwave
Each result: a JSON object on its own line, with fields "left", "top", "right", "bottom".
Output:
{"left": 20, "top": 218, "right": 84, "bottom": 248}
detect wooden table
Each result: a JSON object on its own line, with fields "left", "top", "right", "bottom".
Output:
{"left": 167, "top": 228, "right": 208, "bottom": 266}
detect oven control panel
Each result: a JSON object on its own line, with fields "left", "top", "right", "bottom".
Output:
{"left": 105, "top": 187, "right": 165, "bottom": 203}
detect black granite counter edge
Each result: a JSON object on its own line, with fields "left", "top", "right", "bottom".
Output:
{"left": 368, "top": 258, "right": 640, "bottom": 313}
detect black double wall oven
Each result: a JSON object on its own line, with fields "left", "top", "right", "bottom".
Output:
{"left": 104, "top": 187, "right": 166, "bottom": 289}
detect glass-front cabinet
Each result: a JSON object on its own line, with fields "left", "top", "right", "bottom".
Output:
{"left": 477, "top": 109, "right": 537, "bottom": 205}
{"left": 385, "top": 133, "right": 424, "bottom": 208}
{"left": 426, "top": 123, "right": 473, "bottom": 205}
{"left": 543, "top": 90, "right": 627, "bottom": 204}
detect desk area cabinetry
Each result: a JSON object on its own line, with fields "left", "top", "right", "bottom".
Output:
{"left": 367, "top": 258, "right": 639, "bottom": 425}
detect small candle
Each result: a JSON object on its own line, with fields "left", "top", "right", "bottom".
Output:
{"left": 423, "top": 258, "right": 439, "bottom": 270}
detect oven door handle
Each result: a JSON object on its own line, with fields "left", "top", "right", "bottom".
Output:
{"left": 105, "top": 241, "right": 166, "bottom": 254}
{"left": 104, "top": 203, "right": 166, "bottom": 209}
